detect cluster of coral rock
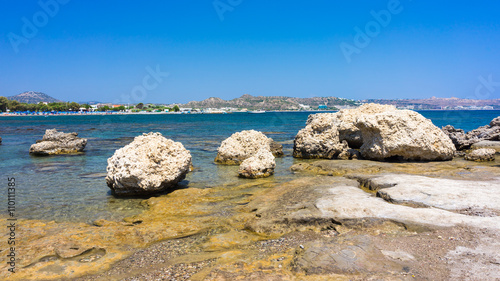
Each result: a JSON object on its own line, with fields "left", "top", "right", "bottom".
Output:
{"left": 23, "top": 104, "right": 499, "bottom": 197}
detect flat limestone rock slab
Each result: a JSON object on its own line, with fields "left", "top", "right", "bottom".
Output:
{"left": 243, "top": 172, "right": 500, "bottom": 234}
{"left": 367, "top": 174, "right": 500, "bottom": 215}
{"left": 316, "top": 185, "right": 500, "bottom": 230}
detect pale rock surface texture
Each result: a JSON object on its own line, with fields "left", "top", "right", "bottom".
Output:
{"left": 464, "top": 148, "right": 496, "bottom": 162}
{"left": 214, "top": 130, "right": 282, "bottom": 164}
{"left": 368, "top": 174, "right": 500, "bottom": 214}
{"left": 238, "top": 149, "right": 276, "bottom": 178}
{"left": 244, "top": 174, "right": 500, "bottom": 235}
{"left": 333, "top": 103, "right": 397, "bottom": 148}
{"left": 316, "top": 181, "right": 500, "bottom": 230}
{"left": 29, "top": 129, "right": 87, "bottom": 155}
{"left": 293, "top": 113, "right": 349, "bottom": 159}
{"left": 293, "top": 103, "right": 454, "bottom": 161}
{"left": 106, "top": 132, "right": 192, "bottom": 196}
{"left": 355, "top": 110, "right": 456, "bottom": 161}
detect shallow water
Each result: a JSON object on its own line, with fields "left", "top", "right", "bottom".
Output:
{"left": 0, "top": 110, "right": 498, "bottom": 223}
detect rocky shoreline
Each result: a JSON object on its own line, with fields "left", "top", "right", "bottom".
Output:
{"left": 1, "top": 106, "right": 499, "bottom": 280}
{"left": 12, "top": 157, "right": 495, "bottom": 281}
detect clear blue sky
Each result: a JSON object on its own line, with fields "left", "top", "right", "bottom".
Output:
{"left": 1, "top": 0, "right": 499, "bottom": 103}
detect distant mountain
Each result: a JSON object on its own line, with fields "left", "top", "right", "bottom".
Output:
{"left": 8, "top": 91, "right": 63, "bottom": 104}
{"left": 183, "top": 94, "right": 357, "bottom": 110}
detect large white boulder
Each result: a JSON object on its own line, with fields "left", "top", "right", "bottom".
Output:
{"left": 29, "top": 129, "right": 87, "bottom": 155}
{"left": 238, "top": 149, "right": 276, "bottom": 178}
{"left": 294, "top": 104, "right": 456, "bottom": 161}
{"left": 215, "top": 130, "right": 282, "bottom": 165}
{"left": 106, "top": 132, "right": 192, "bottom": 196}
{"left": 355, "top": 110, "right": 456, "bottom": 161}
{"left": 293, "top": 113, "right": 349, "bottom": 159}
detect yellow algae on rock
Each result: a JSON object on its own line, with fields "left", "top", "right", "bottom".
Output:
{"left": 0, "top": 187, "right": 226, "bottom": 281}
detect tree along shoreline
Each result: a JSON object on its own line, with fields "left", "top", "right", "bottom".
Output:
{"left": 0, "top": 97, "right": 179, "bottom": 113}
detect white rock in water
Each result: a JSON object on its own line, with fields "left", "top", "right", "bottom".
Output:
{"left": 293, "top": 104, "right": 400, "bottom": 160}
{"left": 215, "top": 130, "right": 282, "bottom": 165}
{"left": 465, "top": 148, "right": 496, "bottom": 162}
{"left": 238, "top": 149, "right": 276, "bottom": 178}
{"left": 293, "top": 104, "right": 456, "bottom": 161}
{"left": 355, "top": 110, "right": 456, "bottom": 161}
{"left": 106, "top": 132, "right": 192, "bottom": 196}
{"left": 293, "top": 113, "right": 349, "bottom": 159}
{"left": 29, "top": 129, "right": 87, "bottom": 155}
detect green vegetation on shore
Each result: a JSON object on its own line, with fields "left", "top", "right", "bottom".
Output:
{"left": 1, "top": 96, "right": 102, "bottom": 112}
{"left": 0, "top": 96, "right": 179, "bottom": 113}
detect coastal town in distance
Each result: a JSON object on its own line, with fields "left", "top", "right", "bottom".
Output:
{"left": 1, "top": 91, "right": 499, "bottom": 116}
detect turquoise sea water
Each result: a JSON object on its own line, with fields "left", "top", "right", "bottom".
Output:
{"left": 0, "top": 110, "right": 498, "bottom": 223}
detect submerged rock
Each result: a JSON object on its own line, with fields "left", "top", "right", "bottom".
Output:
{"left": 238, "top": 149, "right": 276, "bottom": 178}
{"left": 269, "top": 140, "right": 284, "bottom": 157}
{"left": 293, "top": 103, "right": 455, "bottom": 161}
{"left": 215, "top": 130, "right": 282, "bottom": 165}
{"left": 356, "top": 110, "right": 456, "bottom": 161}
{"left": 106, "top": 132, "right": 192, "bottom": 196}
{"left": 465, "top": 148, "right": 496, "bottom": 162}
{"left": 293, "top": 113, "right": 349, "bottom": 159}
{"left": 0, "top": 136, "right": 2, "bottom": 144}
{"left": 443, "top": 116, "right": 500, "bottom": 150}
{"left": 29, "top": 129, "right": 87, "bottom": 155}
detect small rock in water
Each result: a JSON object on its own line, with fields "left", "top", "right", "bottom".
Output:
{"left": 29, "top": 129, "right": 87, "bottom": 155}
{"left": 215, "top": 130, "right": 283, "bottom": 164}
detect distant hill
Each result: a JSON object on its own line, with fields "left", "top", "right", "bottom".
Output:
{"left": 8, "top": 91, "right": 63, "bottom": 104}
{"left": 361, "top": 97, "right": 500, "bottom": 110}
{"left": 183, "top": 94, "right": 357, "bottom": 110}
